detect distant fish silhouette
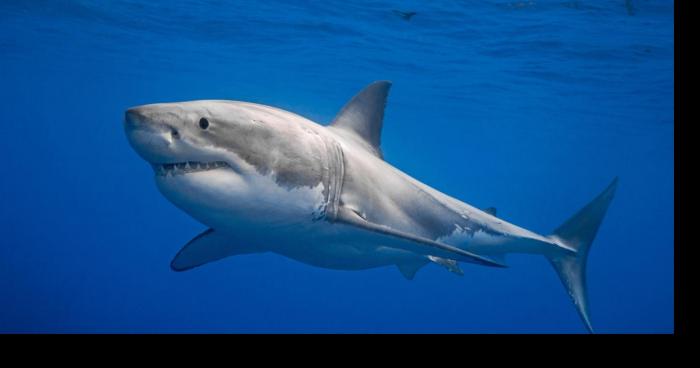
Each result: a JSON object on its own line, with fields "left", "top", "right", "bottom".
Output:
{"left": 508, "top": 1, "right": 536, "bottom": 9}
{"left": 393, "top": 10, "right": 417, "bottom": 21}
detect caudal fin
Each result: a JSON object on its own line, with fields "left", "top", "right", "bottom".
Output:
{"left": 546, "top": 177, "right": 618, "bottom": 333}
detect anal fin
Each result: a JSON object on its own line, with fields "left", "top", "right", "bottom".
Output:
{"left": 428, "top": 255, "right": 464, "bottom": 276}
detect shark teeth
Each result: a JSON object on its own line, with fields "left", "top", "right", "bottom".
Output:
{"left": 155, "top": 161, "right": 230, "bottom": 176}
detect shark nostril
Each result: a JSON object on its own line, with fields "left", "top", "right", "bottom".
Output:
{"left": 171, "top": 128, "right": 180, "bottom": 139}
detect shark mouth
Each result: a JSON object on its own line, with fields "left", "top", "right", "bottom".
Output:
{"left": 154, "top": 161, "right": 231, "bottom": 176}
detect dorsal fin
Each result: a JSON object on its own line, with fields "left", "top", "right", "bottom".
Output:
{"left": 484, "top": 207, "right": 497, "bottom": 216}
{"left": 330, "top": 80, "right": 391, "bottom": 158}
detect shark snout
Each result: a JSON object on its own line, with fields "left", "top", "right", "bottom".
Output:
{"left": 124, "top": 107, "right": 144, "bottom": 130}
{"left": 124, "top": 105, "right": 166, "bottom": 137}
{"left": 124, "top": 105, "right": 179, "bottom": 164}
{"left": 125, "top": 106, "right": 167, "bottom": 131}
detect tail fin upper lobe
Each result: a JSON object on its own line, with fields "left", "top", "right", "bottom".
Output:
{"left": 547, "top": 177, "right": 618, "bottom": 333}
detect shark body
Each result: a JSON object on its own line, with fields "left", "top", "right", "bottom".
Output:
{"left": 125, "top": 81, "right": 617, "bottom": 332}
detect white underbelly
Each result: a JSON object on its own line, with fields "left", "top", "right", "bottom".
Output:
{"left": 155, "top": 168, "right": 325, "bottom": 232}
{"left": 155, "top": 168, "right": 418, "bottom": 270}
{"left": 268, "top": 219, "right": 421, "bottom": 270}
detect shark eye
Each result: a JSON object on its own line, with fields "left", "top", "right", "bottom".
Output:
{"left": 199, "top": 118, "right": 209, "bottom": 130}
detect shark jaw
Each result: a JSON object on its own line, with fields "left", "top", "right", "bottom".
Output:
{"left": 152, "top": 161, "right": 233, "bottom": 177}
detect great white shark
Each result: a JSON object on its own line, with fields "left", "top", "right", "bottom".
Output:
{"left": 124, "top": 81, "right": 617, "bottom": 332}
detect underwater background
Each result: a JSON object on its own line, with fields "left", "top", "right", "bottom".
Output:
{"left": 0, "top": 0, "right": 673, "bottom": 333}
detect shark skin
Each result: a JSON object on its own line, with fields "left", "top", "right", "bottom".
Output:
{"left": 124, "top": 81, "right": 617, "bottom": 332}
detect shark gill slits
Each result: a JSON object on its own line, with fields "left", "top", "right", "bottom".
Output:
{"left": 199, "top": 117, "right": 209, "bottom": 130}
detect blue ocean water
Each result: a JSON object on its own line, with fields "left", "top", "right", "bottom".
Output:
{"left": 0, "top": 0, "right": 673, "bottom": 333}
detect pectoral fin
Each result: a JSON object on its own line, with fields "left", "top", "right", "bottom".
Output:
{"left": 335, "top": 207, "right": 506, "bottom": 268}
{"left": 171, "top": 229, "right": 263, "bottom": 271}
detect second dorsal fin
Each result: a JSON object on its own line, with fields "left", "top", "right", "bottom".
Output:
{"left": 330, "top": 80, "right": 391, "bottom": 158}
{"left": 484, "top": 207, "right": 497, "bottom": 216}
